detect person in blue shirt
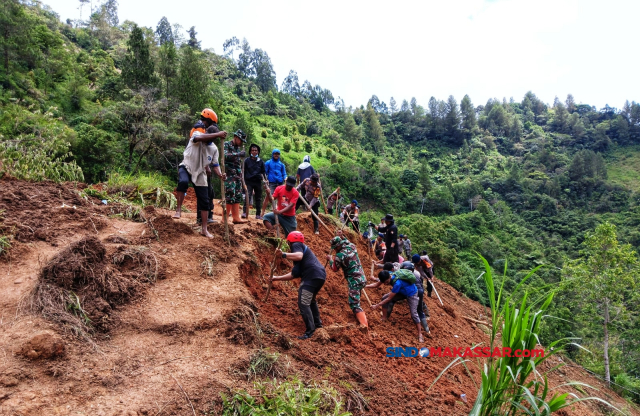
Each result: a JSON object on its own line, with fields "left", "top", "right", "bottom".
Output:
{"left": 368, "top": 261, "right": 425, "bottom": 342}
{"left": 262, "top": 149, "right": 287, "bottom": 214}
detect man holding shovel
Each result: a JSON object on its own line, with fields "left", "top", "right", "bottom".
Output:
{"left": 327, "top": 236, "right": 368, "bottom": 329}
{"left": 272, "top": 231, "right": 326, "bottom": 340}
{"left": 295, "top": 173, "right": 322, "bottom": 235}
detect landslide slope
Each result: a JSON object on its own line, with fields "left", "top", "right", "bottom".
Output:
{"left": 0, "top": 178, "right": 636, "bottom": 416}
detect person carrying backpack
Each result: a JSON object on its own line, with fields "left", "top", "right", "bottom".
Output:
{"left": 367, "top": 261, "right": 424, "bottom": 343}
{"left": 327, "top": 236, "right": 368, "bottom": 329}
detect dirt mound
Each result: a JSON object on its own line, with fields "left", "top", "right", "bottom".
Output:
{"left": 149, "top": 215, "right": 194, "bottom": 241}
{"left": 104, "top": 235, "right": 131, "bottom": 244}
{"left": 17, "top": 331, "right": 65, "bottom": 360}
{"left": 27, "top": 236, "right": 161, "bottom": 335}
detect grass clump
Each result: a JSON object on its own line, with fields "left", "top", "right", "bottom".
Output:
{"left": 221, "top": 377, "right": 350, "bottom": 416}
{"left": 244, "top": 349, "right": 288, "bottom": 380}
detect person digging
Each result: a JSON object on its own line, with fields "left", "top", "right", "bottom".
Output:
{"left": 326, "top": 236, "right": 368, "bottom": 329}
{"left": 173, "top": 108, "right": 227, "bottom": 238}
{"left": 271, "top": 231, "right": 326, "bottom": 340}
{"left": 263, "top": 176, "right": 299, "bottom": 237}
{"left": 367, "top": 262, "right": 425, "bottom": 343}
{"left": 412, "top": 254, "right": 432, "bottom": 329}
{"left": 342, "top": 200, "right": 360, "bottom": 232}
{"left": 295, "top": 173, "right": 322, "bottom": 235}
{"left": 224, "top": 129, "right": 248, "bottom": 224}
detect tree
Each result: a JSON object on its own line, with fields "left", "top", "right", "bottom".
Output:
{"left": 252, "top": 48, "right": 276, "bottom": 93}
{"left": 563, "top": 222, "right": 639, "bottom": 385}
{"left": 400, "top": 99, "right": 410, "bottom": 112}
{"left": 363, "top": 103, "right": 385, "bottom": 152}
{"left": 223, "top": 36, "right": 239, "bottom": 59}
{"left": 389, "top": 97, "right": 397, "bottom": 115}
{"left": 342, "top": 112, "right": 361, "bottom": 145}
{"left": 101, "top": 0, "right": 118, "bottom": 27}
{"left": 158, "top": 41, "right": 177, "bottom": 101}
{"left": 460, "top": 94, "right": 476, "bottom": 137}
{"left": 566, "top": 94, "right": 576, "bottom": 113}
{"left": 444, "top": 95, "right": 461, "bottom": 142}
{"left": 410, "top": 97, "right": 418, "bottom": 115}
{"left": 175, "top": 45, "right": 210, "bottom": 114}
{"left": 281, "top": 70, "right": 300, "bottom": 96}
{"left": 187, "top": 26, "right": 200, "bottom": 49}
{"left": 155, "top": 16, "right": 173, "bottom": 45}
{"left": 121, "top": 24, "right": 156, "bottom": 89}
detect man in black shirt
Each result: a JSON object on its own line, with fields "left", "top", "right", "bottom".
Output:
{"left": 243, "top": 143, "right": 266, "bottom": 219}
{"left": 272, "top": 231, "right": 326, "bottom": 339}
{"left": 374, "top": 214, "right": 399, "bottom": 263}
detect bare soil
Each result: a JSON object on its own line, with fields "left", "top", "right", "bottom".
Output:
{"left": 0, "top": 178, "right": 637, "bottom": 415}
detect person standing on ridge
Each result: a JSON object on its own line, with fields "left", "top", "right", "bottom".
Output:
{"left": 296, "top": 155, "right": 316, "bottom": 185}
{"left": 367, "top": 262, "right": 424, "bottom": 343}
{"left": 263, "top": 176, "right": 299, "bottom": 237}
{"left": 224, "top": 130, "right": 248, "bottom": 224}
{"left": 242, "top": 143, "right": 266, "bottom": 219}
{"left": 272, "top": 231, "right": 326, "bottom": 340}
{"left": 402, "top": 234, "right": 412, "bottom": 259}
{"left": 326, "top": 187, "right": 340, "bottom": 215}
{"left": 414, "top": 252, "right": 435, "bottom": 298}
{"left": 262, "top": 149, "right": 287, "bottom": 215}
{"left": 410, "top": 254, "right": 431, "bottom": 333}
{"left": 374, "top": 214, "right": 399, "bottom": 263}
{"left": 295, "top": 173, "right": 322, "bottom": 234}
{"left": 173, "top": 108, "right": 227, "bottom": 238}
{"left": 327, "top": 237, "right": 368, "bottom": 329}
{"left": 342, "top": 200, "right": 360, "bottom": 232}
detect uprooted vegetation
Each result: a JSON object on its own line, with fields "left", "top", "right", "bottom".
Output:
{"left": 23, "top": 236, "right": 162, "bottom": 337}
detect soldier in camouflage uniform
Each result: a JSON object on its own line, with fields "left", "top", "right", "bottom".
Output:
{"left": 327, "top": 236, "right": 369, "bottom": 328}
{"left": 224, "top": 130, "right": 248, "bottom": 223}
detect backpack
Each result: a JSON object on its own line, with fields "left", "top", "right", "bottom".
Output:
{"left": 391, "top": 269, "right": 417, "bottom": 285}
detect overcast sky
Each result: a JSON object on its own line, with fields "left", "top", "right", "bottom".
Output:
{"left": 44, "top": 0, "right": 639, "bottom": 110}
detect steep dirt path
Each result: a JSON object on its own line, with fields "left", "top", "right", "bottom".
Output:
{"left": 0, "top": 179, "right": 637, "bottom": 415}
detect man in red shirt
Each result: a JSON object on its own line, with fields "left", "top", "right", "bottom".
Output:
{"left": 263, "top": 176, "right": 299, "bottom": 237}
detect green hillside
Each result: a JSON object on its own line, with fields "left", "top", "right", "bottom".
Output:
{"left": 1, "top": 0, "right": 640, "bottom": 400}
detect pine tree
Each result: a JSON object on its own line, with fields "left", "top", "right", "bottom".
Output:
{"left": 187, "top": 26, "right": 200, "bottom": 49}
{"left": 175, "top": 45, "right": 209, "bottom": 114}
{"left": 389, "top": 97, "right": 397, "bottom": 115}
{"left": 444, "top": 95, "right": 461, "bottom": 143}
{"left": 364, "top": 103, "right": 385, "bottom": 152}
{"left": 121, "top": 24, "right": 156, "bottom": 90}
{"left": 342, "top": 112, "right": 361, "bottom": 145}
{"left": 158, "top": 41, "right": 177, "bottom": 100}
{"left": 460, "top": 94, "right": 476, "bottom": 137}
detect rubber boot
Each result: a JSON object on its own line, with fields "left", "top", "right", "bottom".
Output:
{"left": 354, "top": 310, "right": 368, "bottom": 329}
{"left": 420, "top": 318, "right": 430, "bottom": 334}
{"left": 231, "top": 204, "right": 247, "bottom": 224}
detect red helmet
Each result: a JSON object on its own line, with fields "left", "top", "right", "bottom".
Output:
{"left": 286, "top": 231, "right": 304, "bottom": 244}
{"left": 201, "top": 108, "right": 218, "bottom": 123}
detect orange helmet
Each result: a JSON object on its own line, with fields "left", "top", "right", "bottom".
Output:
{"left": 201, "top": 108, "right": 218, "bottom": 123}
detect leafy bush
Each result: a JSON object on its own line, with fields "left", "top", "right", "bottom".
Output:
{"left": 221, "top": 377, "right": 350, "bottom": 416}
{"left": 282, "top": 141, "right": 291, "bottom": 153}
{"left": 304, "top": 140, "right": 313, "bottom": 153}
{"left": 261, "top": 129, "right": 268, "bottom": 138}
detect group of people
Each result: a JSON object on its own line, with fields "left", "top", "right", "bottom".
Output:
{"left": 173, "top": 109, "right": 436, "bottom": 342}
{"left": 171, "top": 108, "right": 327, "bottom": 238}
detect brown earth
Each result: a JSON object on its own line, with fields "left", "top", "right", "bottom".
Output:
{"left": 0, "top": 178, "right": 638, "bottom": 415}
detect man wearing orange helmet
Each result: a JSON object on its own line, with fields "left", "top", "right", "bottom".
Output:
{"left": 173, "top": 108, "right": 227, "bottom": 238}
{"left": 272, "top": 231, "right": 326, "bottom": 340}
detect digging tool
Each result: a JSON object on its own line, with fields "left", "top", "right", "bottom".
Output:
{"left": 430, "top": 278, "right": 444, "bottom": 306}
{"left": 297, "top": 192, "right": 332, "bottom": 234}
{"left": 217, "top": 139, "right": 230, "bottom": 245}
{"left": 261, "top": 174, "right": 280, "bottom": 239}
{"left": 361, "top": 287, "right": 373, "bottom": 307}
{"left": 263, "top": 239, "right": 283, "bottom": 302}
{"left": 318, "top": 178, "right": 328, "bottom": 214}
{"left": 240, "top": 154, "right": 249, "bottom": 218}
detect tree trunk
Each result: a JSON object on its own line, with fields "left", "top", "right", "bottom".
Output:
{"left": 603, "top": 300, "right": 611, "bottom": 386}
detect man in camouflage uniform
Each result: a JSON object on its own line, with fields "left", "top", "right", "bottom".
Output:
{"left": 327, "top": 236, "right": 368, "bottom": 328}
{"left": 224, "top": 129, "right": 248, "bottom": 224}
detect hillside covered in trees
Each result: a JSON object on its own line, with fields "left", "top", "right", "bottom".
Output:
{"left": 1, "top": 0, "right": 639, "bottom": 402}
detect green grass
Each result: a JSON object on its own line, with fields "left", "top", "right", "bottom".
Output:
{"left": 606, "top": 146, "right": 640, "bottom": 192}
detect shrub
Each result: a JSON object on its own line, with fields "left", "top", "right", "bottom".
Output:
{"left": 282, "top": 141, "right": 291, "bottom": 153}
{"left": 304, "top": 140, "right": 313, "bottom": 153}
{"left": 261, "top": 129, "right": 267, "bottom": 138}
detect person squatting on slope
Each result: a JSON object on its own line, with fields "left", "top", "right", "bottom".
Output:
{"left": 296, "top": 155, "right": 316, "bottom": 184}
{"left": 373, "top": 214, "right": 399, "bottom": 263}
{"left": 367, "top": 261, "right": 424, "bottom": 343}
{"left": 342, "top": 200, "right": 360, "bottom": 232}
{"left": 373, "top": 232, "right": 386, "bottom": 261}
{"left": 262, "top": 149, "right": 287, "bottom": 215}
{"left": 295, "top": 173, "right": 322, "bottom": 234}
{"left": 242, "top": 143, "right": 266, "bottom": 220}
{"left": 326, "top": 187, "right": 340, "bottom": 215}
{"left": 327, "top": 236, "right": 368, "bottom": 329}
{"left": 263, "top": 176, "right": 299, "bottom": 237}
{"left": 272, "top": 231, "right": 326, "bottom": 340}
{"left": 224, "top": 129, "right": 248, "bottom": 224}
{"left": 173, "top": 108, "right": 227, "bottom": 238}
{"left": 413, "top": 253, "right": 435, "bottom": 298}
